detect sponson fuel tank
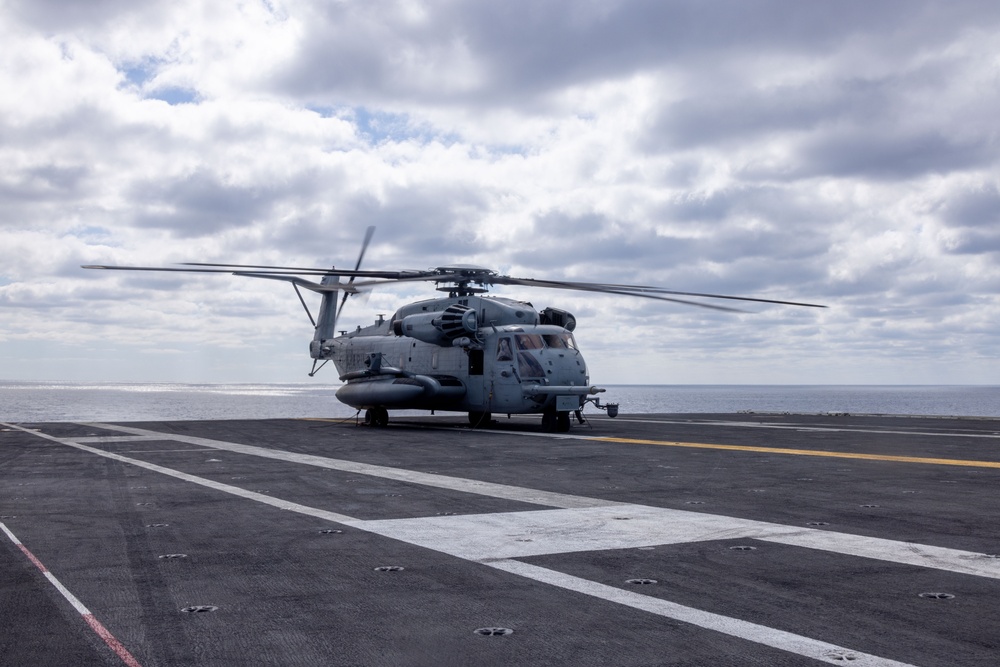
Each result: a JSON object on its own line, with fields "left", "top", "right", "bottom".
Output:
{"left": 336, "top": 370, "right": 466, "bottom": 409}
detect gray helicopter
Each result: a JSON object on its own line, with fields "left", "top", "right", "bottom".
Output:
{"left": 84, "top": 227, "right": 825, "bottom": 431}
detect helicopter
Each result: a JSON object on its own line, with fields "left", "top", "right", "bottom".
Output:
{"left": 83, "top": 227, "right": 826, "bottom": 431}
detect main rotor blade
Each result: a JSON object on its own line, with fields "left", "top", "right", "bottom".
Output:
{"left": 490, "top": 276, "right": 826, "bottom": 309}
{"left": 492, "top": 276, "right": 747, "bottom": 312}
{"left": 85, "top": 260, "right": 826, "bottom": 311}
{"left": 347, "top": 274, "right": 744, "bottom": 311}
{"left": 83, "top": 264, "right": 258, "bottom": 274}
{"left": 181, "top": 262, "right": 332, "bottom": 272}
{"left": 85, "top": 264, "right": 410, "bottom": 279}
{"left": 232, "top": 273, "right": 354, "bottom": 293}
{"left": 183, "top": 263, "right": 412, "bottom": 279}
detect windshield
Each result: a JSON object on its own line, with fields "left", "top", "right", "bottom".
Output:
{"left": 542, "top": 333, "right": 577, "bottom": 350}
{"left": 515, "top": 334, "right": 544, "bottom": 350}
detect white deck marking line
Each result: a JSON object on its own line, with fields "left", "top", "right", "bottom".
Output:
{"left": 0, "top": 421, "right": 972, "bottom": 665}
{"left": 757, "top": 531, "right": 1000, "bottom": 574}
{"left": 1, "top": 423, "right": 357, "bottom": 524}
{"left": 79, "top": 422, "right": 621, "bottom": 510}
{"left": 73, "top": 435, "right": 182, "bottom": 444}
{"left": 2, "top": 522, "right": 144, "bottom": 667}
{"left": 122, "top": 449, "right": 214, "bottom": 454}
{"left": 488, "top": 560, "right": 915, "bottom": 667}
{"left": 358, "top": 504, "right": 1000, "bottom": 579}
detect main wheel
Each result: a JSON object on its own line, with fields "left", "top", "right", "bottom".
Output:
{"left": 541, "top": 409, "right": 558, "bottom": 432}
{"left": 468, "top": 411, "right": 492, "bottom": 428}
{"left": 365, "top": 407, "right": 389, "bottom": 427}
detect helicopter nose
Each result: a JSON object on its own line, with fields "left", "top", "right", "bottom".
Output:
{"left": 546, "top": 353, "right": 589, "bottom": 385}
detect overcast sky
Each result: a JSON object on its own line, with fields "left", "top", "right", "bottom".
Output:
{"left": 2, "top": 0, "right": 999, "bottom": 386}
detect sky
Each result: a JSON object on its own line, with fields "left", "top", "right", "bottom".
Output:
{"left": 1, "top": 0, "right": 999, "bottom": 386}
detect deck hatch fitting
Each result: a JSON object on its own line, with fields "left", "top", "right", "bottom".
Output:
{"left": 825, "top": 650, "right": 859, "bottom": 661}
{"left": 181, "top": 605, "right": 218, "bottom": 613}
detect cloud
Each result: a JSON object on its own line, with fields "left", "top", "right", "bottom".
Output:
{"left": 2, "top": 0, "right": 1000, "bottom": 385}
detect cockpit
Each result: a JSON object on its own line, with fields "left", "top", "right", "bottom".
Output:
{"left": 495, "top": 331, "right": 579, "bottom": 381}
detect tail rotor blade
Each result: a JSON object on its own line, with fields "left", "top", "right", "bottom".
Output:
{"left": 353, "top": 226, "right": 375, "bottom": 272}
{"left": 336, "top": 226, "right": 376, "bottom": 322}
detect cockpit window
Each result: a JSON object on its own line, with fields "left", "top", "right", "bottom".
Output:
{"left": 515, "top": 334, "right": 544, "bottom": 350}
{"left": 542, "top": 333, "right": 577, "bottom": 350}
{"left": 518, "top": 352, "right": 545, "bottom": 378}
{"left": 496, "top": 337, "right": 513, "bottom": 361}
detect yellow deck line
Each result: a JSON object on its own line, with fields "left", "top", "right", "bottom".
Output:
{"left": 592, "top": 436, "right": 1000, "bottom": 469}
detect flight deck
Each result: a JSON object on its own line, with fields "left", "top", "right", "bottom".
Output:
{"left": 3, "top": 413, "right": 1000, "bottom": 666}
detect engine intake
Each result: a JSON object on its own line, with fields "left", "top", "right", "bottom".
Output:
{"left": 539, "top": 307, "right": 576, "bottom": 331}
{"left": 393, "top": 304, "right": 478, "bottom": 346}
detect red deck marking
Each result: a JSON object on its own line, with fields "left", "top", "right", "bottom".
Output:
{"left": 1, "top": 522, "right": 144, "bottom": 667}
{"left": 17, "top": 542, "right": 49, "bottom": 572}
{"left": 83, "top": 614, "right": 144, "bottom": 667}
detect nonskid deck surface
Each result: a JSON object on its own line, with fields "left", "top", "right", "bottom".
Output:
{"left": 3, "top": 413, "right": 1000, "bottom": 666}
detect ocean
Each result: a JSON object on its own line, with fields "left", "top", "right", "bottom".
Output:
{"left": 2, "top": 382, "right": 999, "bottom": 423}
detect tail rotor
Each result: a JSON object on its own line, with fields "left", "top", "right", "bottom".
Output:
{"left": 336, "top": 225, "right": 375, "bottom": 323}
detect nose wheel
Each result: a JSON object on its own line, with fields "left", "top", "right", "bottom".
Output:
{"left": 364, "top": 407, "right": 390, "bottom": 427}
{"left": 542, "top": 409, "right": 572, "bottom": 433}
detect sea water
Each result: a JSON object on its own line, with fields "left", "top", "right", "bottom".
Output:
{"left": 2, "top": 382, "right": 999, "bottom": 423}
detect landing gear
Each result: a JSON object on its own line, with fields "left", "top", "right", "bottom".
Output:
{"left": 364, "top": 407, "right": 389, "bottom": 427}
{"left": 557, "top": 411, "right": 571, "bottom": 432}
{"left": 542, "top": 409, "right": 572, "bottom": 433}
{"left": 468, "top": 411, "right": 492, "bottom": 428}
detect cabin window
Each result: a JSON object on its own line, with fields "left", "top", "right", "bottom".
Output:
{"left": 496, "top": 337, "right": 513, "bottom": 361}
{"left": 432, "top": 351, "right": 439, "bottom": 369}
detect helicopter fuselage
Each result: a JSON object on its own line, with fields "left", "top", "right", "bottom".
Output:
{"left": 321, "top": 294, "right": 606, "bottom": 428}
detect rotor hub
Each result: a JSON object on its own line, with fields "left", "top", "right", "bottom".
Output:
{"left": 431, "top": 265, "right": 497, "bottom": 296}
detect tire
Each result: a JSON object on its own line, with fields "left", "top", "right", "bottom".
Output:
{"left": 541, "top": 409, "right": 558, "bottom": 432}
{"left": 469, "top": 411, "right": 492, "bottom": 428}
{"left": 366, "top": 407, "right": 389, "bottom": 427}
{"left": 556, "top": 411, "right": 571, "bottom": 432}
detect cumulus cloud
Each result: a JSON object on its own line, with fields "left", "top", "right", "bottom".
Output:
{"left": 2, "top": 0, "right": 1000, "bottom": 384}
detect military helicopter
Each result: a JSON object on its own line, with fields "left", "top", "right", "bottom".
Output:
{"left": 84, "top": 227, "right": 825, "bottom": 431}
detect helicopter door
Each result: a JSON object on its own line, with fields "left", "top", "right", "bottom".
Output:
{"left": 464, "top": 348, "right": 486, "bottom": 408}
{"left": 491, "top": 336, "right": 523, "bottom": 412}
